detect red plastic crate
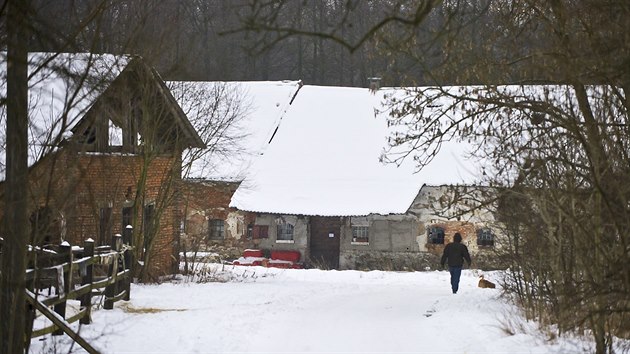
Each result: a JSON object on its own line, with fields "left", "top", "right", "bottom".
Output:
{"left": 270, "top": 250, "right": 301, "bottom": 263}
{"left": 243, "top": 249, "right": 264, "bottom": 258}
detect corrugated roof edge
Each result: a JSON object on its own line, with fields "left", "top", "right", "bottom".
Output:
{"left": 229, "top": 205, "right": 413, "bottom": 218}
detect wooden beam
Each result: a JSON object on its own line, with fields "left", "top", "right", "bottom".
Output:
{"left": 25, "top": 290, "right": 100, "bottom": 354}
{"left": 31, "top": 307, "right": 88, "bottom": 338}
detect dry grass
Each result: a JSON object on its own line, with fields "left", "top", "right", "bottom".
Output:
{"left": 119, "top": 303, "right": 187, "bottom": 314}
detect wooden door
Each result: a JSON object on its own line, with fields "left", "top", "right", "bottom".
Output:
{"left": 309, "top": 216, "right": 342, "bottom": 269}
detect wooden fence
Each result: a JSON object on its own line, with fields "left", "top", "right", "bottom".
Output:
{"left": 16, "top": 230, "right": 134, "bottom": 353}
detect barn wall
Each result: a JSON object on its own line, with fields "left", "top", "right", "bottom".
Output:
{"left": 409, "top": 185, "right": 502, "bottom": 268}
{"left": 3, "top": 148, "right": 182, "bottom": 277}
{"left": 337, "top": 185, "right": 503, "bottom": 270}
{"left": 181, "top": 180, "right": 240, "bottom": 241}
{"left": 338, "top": 214, "right": 429, "bottom": 270}
{"left": 180, "top": 180, "right": 259, "bottom": 261}
{"left": 251, "top": 214, "right": 310, "bottom": 260}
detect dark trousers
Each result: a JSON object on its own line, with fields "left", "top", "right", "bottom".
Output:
{"left": 449, "top": 266, "right": 463, "bottom": 293}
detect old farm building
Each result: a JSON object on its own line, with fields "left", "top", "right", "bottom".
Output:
{"left": 228, "top": 85, "right": 497, "bottom": 270}
{"left": 0, "top": 53, "right": 204, "bottom": 278}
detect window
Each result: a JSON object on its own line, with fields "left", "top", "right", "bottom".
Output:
{"left": 99, "top": 207, "right": 113, "bottom": 246}
{"left": 119, "top": 206, "right": 134, "bottom": 244}
{"left": 109, "top": 121, "right": 123, "bottom": 148}
{"left": 352, "top": 226, "right": 369, "bottom": 244}
{"left": 143, "top": 204, "right": 155, "bottom": 250}
{"left": 247, "top": 223, "right": 254, "bottom": 239}
{"left": 77, "top": 120, "right": 109, "bottom": 151}
{"left": 276, "top": 222, "right": 294, "bottom": 241}
{"left": 252, "top": 225, "right": 268, "bottom": 239}
{"left": 209, "top": 219, "right": 225, "bottom": 240}
{"left": 122, "top": 206, "right": 133, "bottom": 230}
{"left": 427, "top": 226, "right": 445, "bottom": 244}
{"left": 477, "top": 228, "right": 495, "bottom": 246}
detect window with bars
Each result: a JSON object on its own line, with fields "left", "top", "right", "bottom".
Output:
{"left": 352, "top": 226, "right": 369, "bottom": 243}
{"left": 477, "top": 228, "right": 495, "bottom": 246}
{"left": 276, "top": 222, "right": 294, "bottom": 241}
{"left": 427, "top": 226, "right": 445, "bottom": 244}
{"left": 209, "top": 219, "right": 225, "bottom": 240}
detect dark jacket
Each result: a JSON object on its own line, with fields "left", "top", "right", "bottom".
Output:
{"left": 440, "top": 242, "right": 472, "bottom": 268}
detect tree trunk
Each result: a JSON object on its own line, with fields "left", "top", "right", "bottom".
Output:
{"left": 1, "top": 1, "right": 30, "bottom": 354}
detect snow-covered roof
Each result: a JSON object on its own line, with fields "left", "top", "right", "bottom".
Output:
{"left": 0, "top": 52, "right": 131, "bottom": 179}
{"left": 170, "top": 80, "right": 301, "bottom": 181}
{"left": 229, "top": 85, "right": 479, "bottom": 216}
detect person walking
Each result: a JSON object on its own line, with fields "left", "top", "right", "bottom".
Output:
{"left": 440, "top": 232, "right": 471, "bottom": 294}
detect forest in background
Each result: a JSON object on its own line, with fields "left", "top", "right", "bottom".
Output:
{"left": 23, "top": 0, "right": 562, "bottom": 87}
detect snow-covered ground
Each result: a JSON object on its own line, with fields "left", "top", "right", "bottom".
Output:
{"left": 30, "top": 265, "right": 603, "bottom": 353}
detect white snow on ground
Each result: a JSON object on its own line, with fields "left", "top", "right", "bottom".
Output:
{"left": 29, "top": 265, "right": 605, "bottom": 353}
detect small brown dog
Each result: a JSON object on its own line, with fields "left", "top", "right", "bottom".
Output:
{"left": 478, "top": 275, "right": 496, "bottom": 289}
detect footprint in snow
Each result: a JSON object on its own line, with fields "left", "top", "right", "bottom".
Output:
{"left": 423, "top": 300, "right": 439, "bottom": 317}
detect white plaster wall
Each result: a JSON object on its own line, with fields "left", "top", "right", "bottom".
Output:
{"left": 252, "top": 214, "right": 309, "bottom": 257}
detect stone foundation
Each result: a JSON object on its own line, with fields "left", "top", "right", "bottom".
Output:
{"left": 340, "top": 250, "right": 440, "bottom": 271}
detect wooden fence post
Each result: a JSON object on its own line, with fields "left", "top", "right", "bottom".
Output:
{"left": 24, "top": 242, "right": 35, "bottom": 343}
{"left": 104, "top": 234, "right": 122, "bottom": 310}
{"left": 80, "top": 238, "right": 94, "bottom": 325}
{"left": 53, "top": 242, "right": 72, "bottom": 335}
{"left": 122, "top": 225, "right": 133, "bottom": 301}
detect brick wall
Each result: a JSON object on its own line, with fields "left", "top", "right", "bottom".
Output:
{"left": 182, "top": 180, "right": 238, "bottom": 222}
{"left": 182, "top": 180, "right": 235, "bottom": 240}
{"left": 421, "top": 220, "right": 476, "bottom": 254}
{"left": 180, "top": 180, "right": 257, "bottom": 252}
{"left": 7, "top": 148, "right": 182, "bottom": 278}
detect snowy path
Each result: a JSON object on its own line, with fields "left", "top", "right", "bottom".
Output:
{"left": 30, "top": 266, "right": 593, "bottom": 353}
{"left": 245, "top": 284, "right": 440, "bottom": 352}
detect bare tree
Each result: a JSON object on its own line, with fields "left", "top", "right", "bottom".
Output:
{"left": 379, "top": 2, "right": 630, "bottom": 351}
{"left": 171, "top": 81, "right": 251, "bottom": 179}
